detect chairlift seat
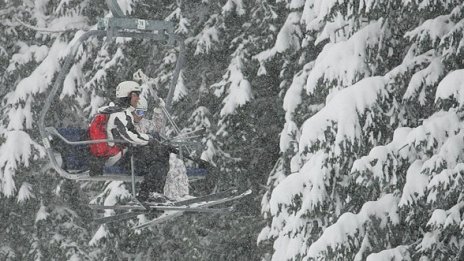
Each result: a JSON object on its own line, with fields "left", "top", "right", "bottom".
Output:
{"left": 53, "top": 127, "right": 207, "bottom": 177}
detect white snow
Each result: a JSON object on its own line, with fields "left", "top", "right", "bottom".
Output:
{"left": 300, "top": 0, "right": 352, "bottom": 32}
{"left": 442, "top": 18, "right": 464, "bottom": 57}
{"left": 435, "top": 69, "right": 464, "bottom": 106}
{"left": 403, "top": 58, "right": 445, "bottom": 105}
{"left": 254, "top": 12, "right": 302, "bottom": 62}
{"left": 443, "top": 203, "right": 462, "bottom": 228}
{"left": 385, "top": 49, "right": 435, "bottom": 84}
{"left": 401, "top": 110, "right": 461, "bottom": 157}
{"left": 218, "top": 45, "right": 252, "bottom": 116}
{"left": 6, "top": 42, "right": 49, "bottom": 72}
{"left": 307, "top": 194, "right": 400, "bottom": 259}
{"left": 257, "top": 226, "right": 271, "bottom": 245}
{"left": 6, "top": 39, "right": 67, "bottom": 105}
{"left": 405, "top": 14, "right": 455, "bottom": 46}
{"left": 423, "top": 133, "right": 464, "bottom": 173}
{"left": 89, "top": 225, "right": 108, "bottom": 246}
{"left": 351, "top": 127, "right": 412, "bottom": 188}
{"left": 305, "top": 19, "right": 385, "bottom": 94}
{"left": 268, "top": 171, "right": 305, "bottom": 216}
{"left": 32, "top": 0, "right": 50, "bottom": 28}
{"left": 61, "top": 51, "right": 87, "bottom": 99}
{"left": 266, "top": 152, "right": 332, "bottom": 260}
{"left": 289, "top": 0, "right": 305, "bottom": 9}
{"left": 366, "top": 245, "right": 411, "bottom": 261}
{"left": 282, "top": 62, "right": 313, "bottom": 121}
{"left": 417, "top": 231, "right": 440, "bottom": 252}
{"left": 427, "top": 164, "right": 464, "bottom": 203}
{"left": 35, "top": 203, "right": 49, "bottom": 223}
{"left": 298, "top": 152, "right": 330, "bottom": 212}
{"left": 102, "top": 181, "right": 131, "bottom": 207}
{"left": 17, "top": 182, "right": 34, "bottom": 203}
{"left": 300, "top": 0, "right": 323, "bottom": 33}
{"left": 261, "top": 158, "right": 287, "bottom": 217}
{"left": 427, "top": 203, "right": 463, "bottom": 232}
{"left": 0, "top": 131, "right": 45, "bottom": 197}
{"left": 271, "top": 231, "right": 306, "bottom": 261}
{"left": 314, "top": 12, "right": 354, "bottom": 44}
{"left": 299, "top": 76, "right": 387, "bottom": 156}
{"left": 84, "top": 47, "right": 126, "bottom": 115}
{"left": 352, "top": 145, "right": 399, "bottom": 187}
{"left": 194, "top": 24, "right": 220, "bottom": 55}
{"left": 399, "top": 160, "right": 428, "bottom": 206}
{"left": 114, "top": 0, "right": 133, "bottom": 15}
{"left": 222, "top": 0, "right": 246, "bottom": 16}
{"left": 269, "top": 151, "right": 330, "bottom": 222}
{"left": 354, "top": 233, "right": 373, "bottom": 261}
{"left": 427, "top": 209, "right": 447, "bottom": 229}
{"left": 279, "top": 120, "right": 300, "bottom": 153}
{"left": 201, "top": 139, "right": 217, "bottom": 164}
{"left": 290, "top": 153, "right": 301, "bottom": 173}
{"left": 173, "top": 70, "right": 188, "bottom": 102}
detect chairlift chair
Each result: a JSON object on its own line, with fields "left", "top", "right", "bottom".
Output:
{"left": 38, "top": 1, "right": 188, "bottom": 197}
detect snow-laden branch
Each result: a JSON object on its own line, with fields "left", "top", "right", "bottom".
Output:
{"left": 307, "top": 194, "right": 400, "bottom": 259}
{"left": 14, "top": 17, "right": 88, "bottom": 33}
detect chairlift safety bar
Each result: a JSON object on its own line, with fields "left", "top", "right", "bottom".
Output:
{"left": 45, "top": 127, "right": 130, "bottom": 145}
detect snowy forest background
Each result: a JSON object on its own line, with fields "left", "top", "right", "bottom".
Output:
{"left": 1, "top": 0, "right": 464, "bottom": 260}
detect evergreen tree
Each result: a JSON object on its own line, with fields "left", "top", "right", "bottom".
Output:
{"left": 260, "top": 0, "right": 464, "bottom": 260}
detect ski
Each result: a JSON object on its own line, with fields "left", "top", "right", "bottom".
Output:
{"left": 93, "top": 206, "right": 233, "bottom": 225}
{"left": 93, "top": 211, "right": 145, "bottom": 225}
{"left": 88, "top": 188, "right": 240, "bottom": 210}
{"left": 72, "top": 173, "right": 201, "bottom": 182}
{"left": 169, "top": 188, "right": 240, "bottom": 206}
{"left": 90, "top": 189, "right": 250, "bottom": 225}
{"left": 134, "top": 211, "right": 183, "bottom": 228}
{"left": 90, "top": 204, "right": 234, "bottom": 212}
{"left": 133, "top": 189, "right": 252, "bottom": 229}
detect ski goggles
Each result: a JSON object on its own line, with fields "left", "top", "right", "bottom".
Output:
{"left": 135, "top": 109, "right": 146, "bottom": 117}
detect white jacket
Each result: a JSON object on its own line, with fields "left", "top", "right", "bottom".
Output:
{"left": 106, "top": 107, "right": 150, "bottom": 146}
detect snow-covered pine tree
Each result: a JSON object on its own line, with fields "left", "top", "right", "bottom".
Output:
{"left": 261, "top": 0, "right": 464, "bottom": 260}
{"left": 0, "top": 1, "right": 99, "bottom": 259}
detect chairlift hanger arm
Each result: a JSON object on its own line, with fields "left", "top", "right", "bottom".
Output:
{"left": 106, "top": 0, "right": 125, "bottom": 17}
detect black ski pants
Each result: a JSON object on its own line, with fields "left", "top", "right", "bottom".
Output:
{"left": 132, "top": 141, "right": 171, "bottom": 199}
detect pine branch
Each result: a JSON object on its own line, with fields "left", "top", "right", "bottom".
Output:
{"left": 13, "top": 17, "right": 83, "bottom": 33}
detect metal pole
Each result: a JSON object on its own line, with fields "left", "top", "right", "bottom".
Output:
{"left": 165, "top": 37, "right": 185, "bottom": 112}
{"left": 131, "top": 155, "right": 136, "bottom": 198}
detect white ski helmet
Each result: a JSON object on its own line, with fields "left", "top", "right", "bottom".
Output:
{"left": 115, "top": 81, "right": 142, "bottom": 98}
{"left": 136, "top": 97, "right": 148, "bottom": 111}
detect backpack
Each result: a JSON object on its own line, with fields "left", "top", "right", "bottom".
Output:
{"left": 88, "top": 113, "right": 122, "bottom": 157}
